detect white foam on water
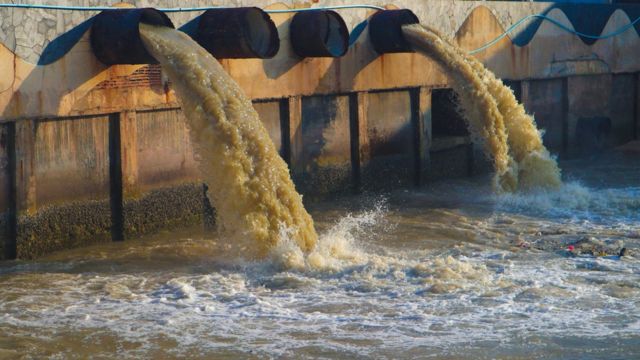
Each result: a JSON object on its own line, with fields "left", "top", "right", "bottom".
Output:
{"left": 497, "top": 182, "right": 640, "bottom": 222}
{"left": 2, "top": 200, "right": 640, "bottom": 358}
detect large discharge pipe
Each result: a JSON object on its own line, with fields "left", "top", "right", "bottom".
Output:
{"left": 90, "top": 8, "right": 174, "bottom": 65}
{"left": 90, "top": 7, "right": 420, "bottom": 63}
{"left": 368, "top": 9, "right": 420, "bottom": 54}
{"left": 191, "top": 7, "right": 280, "bottom": 59}
{"left": 289, "top": 10, "right": 349, "bottom": 58}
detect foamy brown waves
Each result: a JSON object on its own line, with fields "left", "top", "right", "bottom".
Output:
{"left": 269, "top": 206, "right": 382, "bottom": 271}
{"left": 266, "top": 205, "right": 494, "bottom": 295}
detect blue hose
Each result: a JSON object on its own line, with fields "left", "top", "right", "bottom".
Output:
{"left": 468, "top": 13, "right": 640, "bottom": 55}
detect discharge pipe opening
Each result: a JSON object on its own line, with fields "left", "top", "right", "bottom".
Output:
{"left": 193, "top": 7, "right": 279, "bottom": 59}
{"left": 290, "top": 10, "right": 349, "bottom": 58}
{"left": 90, "top": 8, "right": 174, "bottom": 65}
{"left": 368, "top": 9, "right": 419, "bottom": 54}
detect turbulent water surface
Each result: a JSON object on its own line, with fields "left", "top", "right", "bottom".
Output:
{"left": 1, "top": 20, "right": 638, "bottom": 360}
{"left": 1, "top": 153, "right": 639, "bottom": 359}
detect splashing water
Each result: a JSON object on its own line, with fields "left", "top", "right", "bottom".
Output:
{"left": 139, "top": 24, "right": 317, "bottom": 257}
{"left": 402, "top": 24, "right": 562, "bottom": 192}
{"left": 1, "top": 155, "right": 639, "bottom": 358}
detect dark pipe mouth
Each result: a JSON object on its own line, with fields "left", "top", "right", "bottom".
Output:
{"left": 139, "top": 8, "right": 172, "bottom": 26}
{"left": 90, "top": 8, "right": 174, "bottom": 65}
{"left": 368, "top": 9, "right": 420, "bottom": 54}
{"left": 290, "top": 10, "right": 349, "bottom": 58}
{"left": 194, "top": 7, "right": 280, "bottom": 59}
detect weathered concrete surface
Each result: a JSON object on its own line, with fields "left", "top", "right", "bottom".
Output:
{"left": 564, "top": 74, "right": 636, "bottom": 157}
{"left": 610, "top": 74, "right": 636, "bottom": 147}
{"left": 3, "top": 1, "right": 640, "bottom": 120}
{"left": 293, "top": 95, "right": 352, "bottom": 197}
{"left": 361, "top": 91, "right": 414, "bottom": 190}
{"left": 637, "top": 75, "right": 640, "bottom": 140}
{"left": 13, "top": 116, "right": 112, "bottom": 259}
{"left": 522, "top": 79, "right": 567, "bottom": 153}
{"left": 34, "top": 117, "right": 110, "bottom": 207}
{"left": 428, "top": 142, "right": 473, "bottom": 181}
{"left": 567, "top": 75, "right": 613, "bottom": 156}
{"left": 126, "top": 109, "right": 198, "bottom": 194}
{"left": 119, "top": 109, "right": 204, "bottom": 239}
{"left": 253, "top": 101, "right": 285, "bottom": 155}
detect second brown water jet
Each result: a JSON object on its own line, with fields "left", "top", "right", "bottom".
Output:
{"left": 402, "top": 24, "right": 562, "bottom": 192}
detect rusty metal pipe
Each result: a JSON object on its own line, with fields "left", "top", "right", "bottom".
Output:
{"left": 368, "top": 9, "right": 419, "bottom": 54}
{"left": 191, "top": 7, "right": 279, "bottom": 59}
{"left": 90, "top": 8, "right": 174, "bottom": 65}
{"left": 290, "top": 10, "right": 349, "bottom": 58}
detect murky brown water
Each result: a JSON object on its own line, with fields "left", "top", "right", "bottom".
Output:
{"left": 1, "top": 152, "right": 639, "bottom": 359}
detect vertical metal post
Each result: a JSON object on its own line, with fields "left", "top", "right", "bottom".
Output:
{"left": 279, "top": 99, "right": 291, "bottom": 165}
{"left": 561, "top": 77, "right": 569, "bottom": 158}
{"left": 634, "top": 72, "right": 639, "bottom": 140}
{"left": 108, "top": 113, "right": 124, "bottom": 242}
{"left": 288, "top": 96, "right": 303, "bottom": 175}
{"left": 410, "top": 87, "right": 432, "bottom": 186}
{"left": 349, "top": 93, "right": 361, "bottom": 192}
{"left": 5, "top": 122, "right": 16, "bottom": 260}
{"left": 410, "top": 88, "right": 422, "bottom": 186}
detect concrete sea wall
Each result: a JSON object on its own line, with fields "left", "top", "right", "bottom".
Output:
{"left": 0, "top": 0, "right": 639, "bottom": 259}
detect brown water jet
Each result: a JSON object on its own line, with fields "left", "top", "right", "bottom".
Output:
{"left": 402, "top": 24, "right": 562, "bottom": 192}
{"left": 139, "top": 24, "right": 317, "bottom": 257}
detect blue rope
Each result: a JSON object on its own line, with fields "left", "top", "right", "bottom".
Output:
{"left": 468, "top": 13, "right": 640, "bottom": 55}
{"left": 265, "top": 5, "right": 384, "bottom": 13}
{"left": 0, "top": 3, "right": 384, "bottom": 12}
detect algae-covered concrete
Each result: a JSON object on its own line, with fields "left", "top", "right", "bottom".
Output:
{"left": 522, "top": 79, "right": 567, "bottom": 153}
{"left": 362, "top": 91, "right": 415, "bottom": 191}
{"left": 118, "top": 109, "right": 204, "bottom": 239}
{"left": 123, "top": 183, "right": 205, "bottom": 239}
{"left": 294, "top": 95, "right": 352, "bottom": 197}
{"left": 13, "top": 116, "right": 112, "bottom": 259}
{"left": 17, "top": 200, "right": 111, "bottom": 259}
